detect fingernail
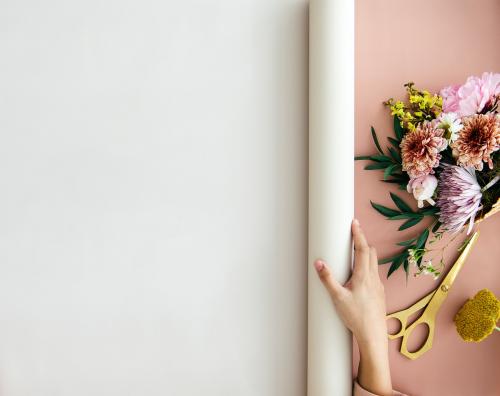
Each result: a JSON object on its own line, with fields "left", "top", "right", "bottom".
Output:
{"left": 314, "top": 259, "right": 325, "bottom": 271}
{"left": 353, "top": 218, "right": 360, "bottom": 226}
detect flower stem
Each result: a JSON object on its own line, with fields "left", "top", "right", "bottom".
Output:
{"left": 481, "top": 175, "right": 499, "bottom": 193}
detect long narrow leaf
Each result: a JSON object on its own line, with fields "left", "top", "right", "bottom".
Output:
{"left": 371, "top": 126, "right": 384, "bottom": 155}
{"left": 383, "top": 164, "right": 397, "bottom": 180}
{"left": 416, "top": 228, "right": 430, "bottom": 248}
{"left": 389, "top": 213, "right": 421, "bottom": 220}
{"left": 388, "top": 136, "right": 401, "bottom": 148}
{"left": 421, "top": 206, "right": 439, "bottom": 215}
{"left": 355, "top": 155, "right": 372, "bottom": 160}
{"left": 378, "top": 258, "right": 393, "bottom": 265}
{"left": 365, "top": 163, "right": 391, "bottom": 170}
{"left": 370, "top": 201, "right": 400, "bottom": 217}
{"left": 387, "top": 256, "right": 405, "bottom": 278}
{"left": 378, "top": 254, "right": 401, "bottom": 265}
{"left": 370, "top": 155, "right": 392, "bottom": 162}
{"left": 390, "top": 192, "right": 413, "bottom": 213}
{"left": 383, "top": 178, "right": 407, "bottom": 184}
{"left": 432, "top": 221, "right": 441, "bottom": 233}
{"left": 403, "top": 258, "right": 410, "bottom": 274}
{"left": 397, "top": 237, "right": 417, "bottom": 247}
{"left": 388, "top": 147, "right": 401, "bottom": 163}
{"left": 398, "top": 216, "right": 423, "bottom": 230}
{"left": 393, "top": 116, "right": 404, "bottom": 140}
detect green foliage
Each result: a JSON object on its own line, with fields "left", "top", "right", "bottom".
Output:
{"left": 356, "top": 118, "right": 440, "bottom": 278}
{"left": 355, "top": 120, "right": 409, "bottom": 190}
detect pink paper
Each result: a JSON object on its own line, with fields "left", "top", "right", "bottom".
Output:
{"left": 355, "top": 1, "right": 500, "bottom": 395}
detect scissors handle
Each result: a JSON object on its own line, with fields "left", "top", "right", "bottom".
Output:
{"left": 398, "top": 312, "right": 436, "bottom": 360}
{"left": 386, "top": 290, "right": 434, "bottom": 340}
{"left": 386, "top": 231, "right": 480, "bottom": 360}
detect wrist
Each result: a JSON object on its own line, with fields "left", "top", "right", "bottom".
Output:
{"left": 355, "top": 324, "right": 388, "bottom": 352}
{"left": 357, "top": 341, "right": 392, "bottom": 396}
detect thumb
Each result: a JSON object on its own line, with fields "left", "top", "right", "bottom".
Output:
{"left": 313, "top": 259, "right": 346, "bottom": 300}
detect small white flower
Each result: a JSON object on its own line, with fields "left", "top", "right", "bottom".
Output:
{"left": 437, "top": 112, "right": 463, "bottom": 142}
{"left": 408, "top": 249, "right": 419, "bottom": 268}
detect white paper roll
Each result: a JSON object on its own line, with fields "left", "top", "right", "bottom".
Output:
{"left": 308, "top": 0, "right": 354, "bottom": 395}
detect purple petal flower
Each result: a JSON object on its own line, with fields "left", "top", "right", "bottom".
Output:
{"left": 436, "top": 164, "right": 482, "bottom": 234}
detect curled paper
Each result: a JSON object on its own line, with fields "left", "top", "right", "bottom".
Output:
{"left": 308, "top": 0, "right": 354, "bottom": 395}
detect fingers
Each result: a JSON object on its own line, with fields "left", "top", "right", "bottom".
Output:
{"left": 352, "top": 219, "right": 370, "bottom": 276}
{"left": 369, "top": 246, "right": 380, "bottom": 276}
{"left": 313, "top": 259, "right": 345, "bottom": 300}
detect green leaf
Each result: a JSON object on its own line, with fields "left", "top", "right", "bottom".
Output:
{"left": 398, "top": 216, "right": 423, "bottom": 231}
{"left": 393, "top": 116, "right": 404, "bottom": 140}
{"left": 383, "top": 178, "right": 407, "bottom": 184}
{"left": 355, "top": 155, "right": 372, "bottom": 160}
{"left": 403, "top": 258, "right": 410, "bottom": 274}
{"left": 388, "top": 147, "right": 401, "bottom": 163}
{"left": 389, "top": 171, "right": 405, "bottom": 178}
{"left": 383, "top": 164, "right": 397, "bottom": 180}
{"left": 397, "top": 237, "right": 417, "bottom": 247}
{"left": 378, "top": 255, "right": 396, "bottom": 264}
{"left": 388, "top": 136, "right": 401, "bottom": 148}
{"left": 421, "top": 206, "right": 439, "bottom": 216}
{"left": 365, "top": 163, "right": 391, "bottom": 170}
{"left": 371, "top": 126, "right": 384, "bottom": 155}
{"left": 431, "top": 221, "right": 441, "bottom": 233}
{"left": 390, "top": 192, "right": 413, "bottom": 213}
{"left": 370, "top": 201, "right": 400, "bottom": 218}
{"left": 389, "top": 213, "right": 421, "bottom": 220}
{"left": 416, "top": 228, "right": 430, "bottom": 248}
{"left": 387, "top": 255, "right": 405, "bottom": 278}
{"left": 370, "top": 155, "right": 392, "bottom": 162}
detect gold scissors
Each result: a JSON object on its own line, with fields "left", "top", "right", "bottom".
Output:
{"left": 386, "top": 231, "right": 479, "bottom": 360}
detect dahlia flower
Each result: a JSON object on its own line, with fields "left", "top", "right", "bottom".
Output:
{"left": 440, "top": 72, "right": 500, "bottom": 117}
{"left": 451, "top": 113, "right": 500, "bottom": 170}
{"left": 436, "top": 164, "right": 482, "bottom": 234}
{"left": 400, "top": 122, "right": 447, "bottom": 178}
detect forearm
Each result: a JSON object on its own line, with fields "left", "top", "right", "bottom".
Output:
{"left": 357, "top": 334, "right": 393, "bottom": 396}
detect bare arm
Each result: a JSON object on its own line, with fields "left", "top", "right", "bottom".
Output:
{"left": 313, "top": 219, "right": 393, "bottom": 396}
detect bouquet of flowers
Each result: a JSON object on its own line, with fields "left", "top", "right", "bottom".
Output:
{"left": 357, "top": 72, "right": 500, "bottom": 278}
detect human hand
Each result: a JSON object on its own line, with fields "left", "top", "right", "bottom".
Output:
{"left": 313, "top": 218, "right": 387, "bottom": 346}
{"left": 313, "top": 219, "right": 393, "bottom": 396}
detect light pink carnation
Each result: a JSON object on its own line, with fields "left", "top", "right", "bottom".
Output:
{"left": 400, "top": 122, "right": 447, "bottom": 178}
{"left": 440, "top": 72, "right": 500, "bottom": 117}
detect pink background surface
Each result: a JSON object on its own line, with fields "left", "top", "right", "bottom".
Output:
{"left": 354, "top": 1, "right": 500, "bottom": 395}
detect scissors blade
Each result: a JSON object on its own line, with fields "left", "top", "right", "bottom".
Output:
{"left": 438, "top": 231, "right": 479, "bottom": 290}
{"left": 421, "top": 231, "right": 480, "bottom": 318}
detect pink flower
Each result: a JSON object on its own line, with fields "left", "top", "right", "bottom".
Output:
{"left": 436, "top": 165, "right": 482, "bottom": 234}
{"left": 400, "top": 122, "right": 447, "bottom": 178}
{"left": 440, "top": 85, "right": 461, "bottom": 113}
{"left": 407, "top": 174, "right": 438, "bottom": 208}
{"left": 481, "top": 72, "right": 500, "bottom": 103}
{"left": 440, "top": 72, "right": 500, "bottom": 117}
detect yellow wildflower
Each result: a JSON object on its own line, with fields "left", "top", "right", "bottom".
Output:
{"left": 384, "top": 82, "right": 443, "bottom": 132}
{"left": 454, "top": 289, "right": 500, "bottom": 342}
